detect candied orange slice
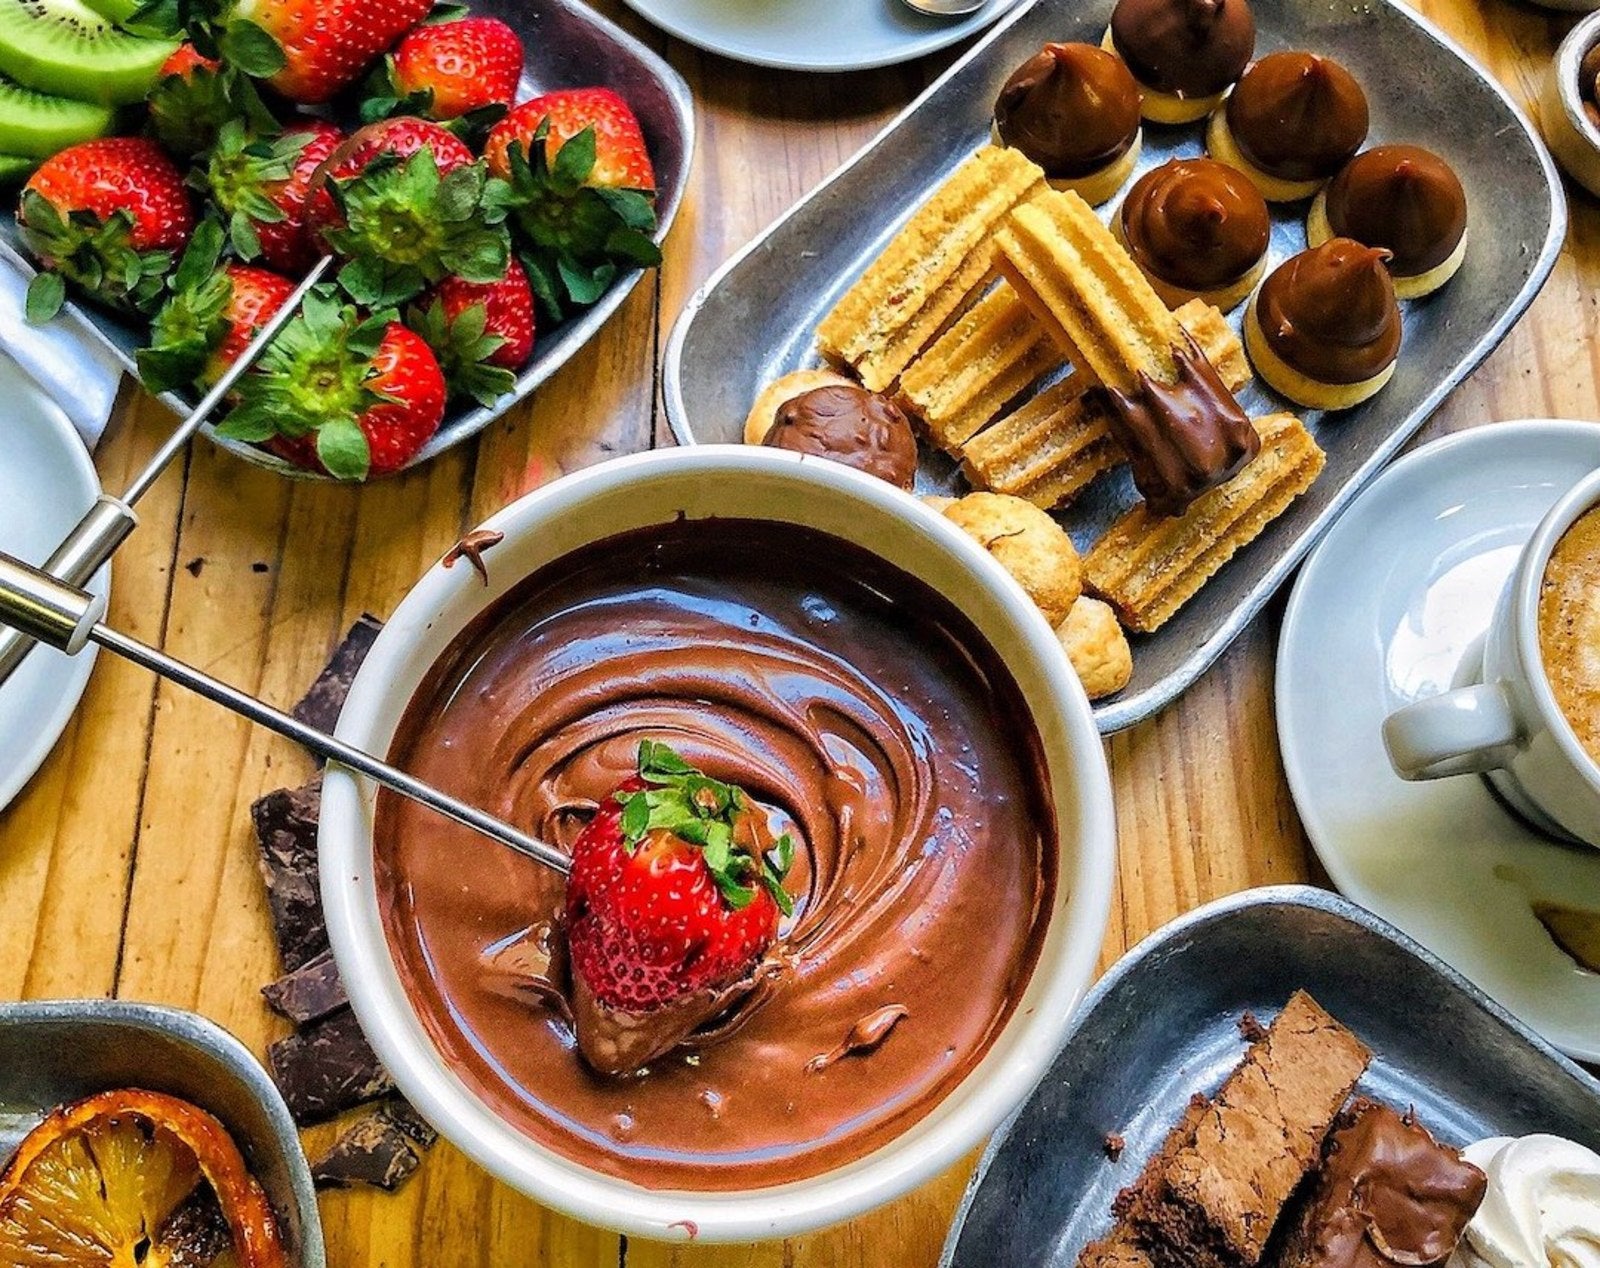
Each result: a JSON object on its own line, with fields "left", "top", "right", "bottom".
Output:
{"left": 0, "top": 1088, "right": 286, "bottom": 1268}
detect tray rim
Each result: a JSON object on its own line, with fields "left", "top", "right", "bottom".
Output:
{"left": 0, "top": 0, "right": 695, "bottom": 483}
{"left": 934, "top": 881, "right": 1600, "bottom": 1268}
{"left": 660, "top": 0, "right": 1568, "bottom": 735}
{"left": 0, "top": 996, "right": 327, "bottom": 1268}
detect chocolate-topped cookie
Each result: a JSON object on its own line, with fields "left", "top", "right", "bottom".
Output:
{"left": 1105, "top": 0, "right": 1255, "bottom": 124}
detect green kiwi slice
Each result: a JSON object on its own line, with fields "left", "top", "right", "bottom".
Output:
{"left": 0, "top": 153, "right": 36, "bottom": 184}
{"left": 0, "top": 0, "right": 176, "bottom": 105}
{"left": 0, "top": 72, "right": 113, "bottom": 157}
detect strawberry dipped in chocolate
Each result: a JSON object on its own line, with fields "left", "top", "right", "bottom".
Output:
{"left": 563, "top": 741, "right": 795, "bottom": 1077}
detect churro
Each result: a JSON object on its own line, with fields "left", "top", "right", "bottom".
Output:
{"left": 1084, "top": 413, "right": 1325, "bottom": 633}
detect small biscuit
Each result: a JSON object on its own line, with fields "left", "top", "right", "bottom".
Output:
{"left": 1057, "top": 597, "right": 1132, "bottom": 700}
{"left": 943, "top": 492, "right": 1082, "bottom": 626}
{"left": 743, "top": 369, "right": 857, "bottom": 445}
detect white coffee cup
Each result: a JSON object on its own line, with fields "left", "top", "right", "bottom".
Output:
{"left": 1382, "top": 467, "right": 1600, "bottom": 847}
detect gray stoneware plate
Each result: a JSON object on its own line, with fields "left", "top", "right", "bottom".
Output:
{"left": 938, "top": 885, "right": 1600, "bottom": 1268}
{"left": 0, "top": 0, "right": 693, "bottom": 480}
{"left": 662, "top": 0, "right": 1565, "bottom": 733}
{"left": 0, "top": 999, "right": 325, "bottom": 1267}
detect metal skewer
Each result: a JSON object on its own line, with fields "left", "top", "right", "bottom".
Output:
{"left": 0, "top": 256, "right": 335, "bottom": 691}
{"left": 0, "top": 549, "right": 572, "bottom": 877}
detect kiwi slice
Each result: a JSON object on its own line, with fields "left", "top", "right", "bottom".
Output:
{"left": 0, "top": 153, "right": 36, "bottom": 184}
{"left": 0, "top": 72, "right": 112, "bottom": 157}
{"left": 78, "top": 0, "right": 143, "bottom": 25}
{"left": 0, "top": 0, "right": 176, "bottom": 105}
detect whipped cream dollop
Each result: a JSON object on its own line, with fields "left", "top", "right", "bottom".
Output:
{"left": 1449, "top": 1134, "right": 1600, "bottom": 1268}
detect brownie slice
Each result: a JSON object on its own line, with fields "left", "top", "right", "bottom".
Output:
{"left": 1078, "top": 1096, "right": 1212, "bottom": 1268}
{"left": 1132, "top": 991, "right": 1372, "bottom": 1268}
{"left": 1272, "top": 1099, "right": 1486, "bottom": 1268}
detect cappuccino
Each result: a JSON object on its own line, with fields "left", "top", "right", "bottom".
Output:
{"left": 1539, "top": 503, "right": 1600, "bottom": 766}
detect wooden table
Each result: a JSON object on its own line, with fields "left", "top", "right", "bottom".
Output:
{"left": 0, "top": 0, "right": 1593, "bottom": 1261}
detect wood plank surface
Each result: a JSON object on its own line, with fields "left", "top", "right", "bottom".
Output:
{"left": 0, "top": 0, "right": 1594, "bottom": 1263}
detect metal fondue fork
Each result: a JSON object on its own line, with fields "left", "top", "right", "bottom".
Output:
{"left": 0, "top": 549, "right": 573, "bottom": 876}
{"left": 0, "top": 256, "right": 334, "bottom": 690}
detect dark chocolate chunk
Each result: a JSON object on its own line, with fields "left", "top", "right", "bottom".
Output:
{"left": 268, "top": 1009, "right": 393, "bottom": 1125}
{"left": 156, "top": 1186, "right": 232, "bottom": 1267}
{"left": 262, "top": 948, "right": 348, "bottom": 1025}
{"left": 311, "top": 1103, "right": 423, "bottom": 1192}
{"left": 380, "top": 1097, "right": 439, "bottom": 1150}
{"left": 250, "top": 777, "right": 325, "bottom": 970}
{"left": 291, "top": 614, "right": 383, "bottom": 742}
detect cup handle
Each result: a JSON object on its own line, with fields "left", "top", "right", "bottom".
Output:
{"left": 1382, "top": 684, "right": 1523, "bottom": 781}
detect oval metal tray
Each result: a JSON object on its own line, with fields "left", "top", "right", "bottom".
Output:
{"left": 939, "top": 885, "right": 1600, "bottom": 1267}
{"left": 0, "top": 0, "right": 693, "bottom": 481}
{"left": 662, "top": 0, "right": 1564, "bottom": 733}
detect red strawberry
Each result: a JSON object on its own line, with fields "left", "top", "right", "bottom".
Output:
{"left": 484, "top": 88, "right": 655, "bottom": 193}
{"left": 217, "top": 292, "right": 446, "bottom": 479}
{"left": 139, "top": 245, "right": 296, "bottom": 394}
{"left": 389, "top": 17, "right": 522, "bottom": 120}
{"left": 207, "top": 266, "right": 297, "bottom": 382}
{"left": 563, "top": 742, "right": 794, "bottom": 1075}
{"left": 205, "top": 119, "right": 343, "bottom": 276}
{"left": 481, "top": 89, "right": 660, "bottom": 320}
{"left": 229, "top": 0, "right": 435, "bottom": 104}
{"left": 19, "top": 137, "right": 194, "bottom": 321}
{"left": 304, "top": 118, "right": 507, "bottom": 308}
{"left": 160, "top": 43, "right": 218, "bottom": 79}
{"left": 410, "top": 256, "right": 533, "bottom": 406}
{"left": 147, "top": 42, "right": 278, "bottom": 159}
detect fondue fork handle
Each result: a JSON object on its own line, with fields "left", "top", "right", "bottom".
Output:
{"left": 0, "top": 257, "right": 334, "bottom": 692}
{"left": 0, "top": 551, "right": 572, "bottom": 877}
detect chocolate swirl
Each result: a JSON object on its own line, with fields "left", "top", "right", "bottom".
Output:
{"left": 1324, "top": 145, "right": 1466, "bottom": 276}
{"left": 1226, "top": 51, "right": 1369, "bottom": 182}
{"left": 1256, "top": 238, "right": 1401, "bottom": 385}
{"left": 762, "top": 384, "right": 918, "bottom": 490}
{"left": 994, "top": 42, "right": 1141, "bottom": 179}
{"left": 375, "top": 518, "right": 1055, "bottom": 1190}
{"left": 1110, "top": 0, "right": 1255, "bottom": 99}
{"left": 1120, "top": 157, "right": 1270, "bottom": 290}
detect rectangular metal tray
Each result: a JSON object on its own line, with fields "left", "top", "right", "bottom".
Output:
{"left": 0, "top": 0, "right": 693, "bottom": 479}
{"left": 0, "top": 999, "right": 324, "bottom": 1267}
{"left": 938, "top": 885, "right": 1600, "bottom": 1268}
{"left": 662, "top": 0, "right": 1564, "bottom": 732}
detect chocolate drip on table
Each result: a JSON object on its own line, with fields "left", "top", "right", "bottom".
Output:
{"left": 1120, "top": 158, "right": 1269, "bottom": 290}
{"left": 1257, "top": 239, "right": 1401, "bottom": 385}
{"left": 1110, "top": 0, "right": 1255, "bottom": 99}
{"left": 1101, "top": 336, "right": 1259, "bottom": 518}
{"left": 1227, "top": 51, "right": 1369, "bottom": 181}
{"left": 762, "top": 384, "right": 918, "bottom": 490}
{"left": 1324, "top": 146, "right": 1466, "bottom": 276}
{"left": 993, "top": 43, "right": 1141, "bottom": 179}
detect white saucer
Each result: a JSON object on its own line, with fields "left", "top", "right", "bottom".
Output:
{"left": 0, "top": 352, "right": 109, "bottom": 814}
{"left": 1278, "top": 420, "right": 1600, "bottom": 1063}
{"left": 619, "top": 0, "right": 1026, "bottom": 72}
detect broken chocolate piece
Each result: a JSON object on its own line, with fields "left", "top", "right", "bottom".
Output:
{"left": 1101, "top": 335, "right": 1259, "bottom": 518}
{"left": 291, "top": 614, "right": 383, "bottom": 741}
{"left": 311, "top": 1100, "right": 427, "bottom": 1192}
{"left": 262, "top": 948, "right": 349, "bottom": 1025}
{"left": 268, "top": 1009, "right": 393, "bottom": 1125}
{"left": 442, "top": 529, "right": 506, "bottom": 585}
{"left": 155, "top": 1186, "right": 231, "bottom": 1267}
{"left": 250, "top": 777, "right": 325, "bottom": 971}
{"left": 379, "top": 1097, "right": 439, "bottom": 1150}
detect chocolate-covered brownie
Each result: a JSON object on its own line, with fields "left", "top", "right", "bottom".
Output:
{"left": 1079, "top": 1095, "right": 1212, "bottom": 1268}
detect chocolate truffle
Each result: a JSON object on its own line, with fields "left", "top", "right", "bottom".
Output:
{"left": 762, "top": 384, "right": 919, "bottom": 490}
{"left": 1208, "top": 51, "right": 1369, "bottom": 201}
{"left": 1310, "top": 145, "right": 1468, "bottom": 298}
{"left": 994, "top": 43, "right": 1143, "bottom": 205}
{"left": 1275, "top": 1100, "right": 1487, "bottom": 1268}
{"left": 1107, "top": 0, "right": 1256, "bottom": 123}
{"left": 1246, "top": 237, "right": 1402, "bottom": 410}
{"left": 1116, "top": 157, "right": 1271, "bottom": 308}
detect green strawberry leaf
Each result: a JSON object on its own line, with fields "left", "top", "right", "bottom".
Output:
{"left": 593, "top": 187, "right": 658, "bottom": 234}
{"left": 215, "top": 406, "right": 279, "bottom": 442}
{"left": 550, "top": 126, "right": 597, "bottom": 194}
{"left": 557, "top": 256, "right": 613, "bottom": 307}
{"left": 222, "top": 19, "right": 287, "bottom": 78}
{"left": 24, "top": 272, "right": 66, "bottom": 324}
{"left": 316, "top": 417, "right": 371, "bottom": 481}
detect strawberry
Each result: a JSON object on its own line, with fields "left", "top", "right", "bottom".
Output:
{"left": 483, "top": 89, "right": 660, "bottom": 320}
{"left": 303, "top": 118, "right": 509, "bottom": 308}
{"left": 139, "top": 232, "right": 295, "bottom": 393}
{"left": 227, "top": 0, "right": 435, "bottom": 104}
{"left": 147, "top": 45, "right": 234, "bottom": 158}
{"left": 217, "top": 291, "right": 446, "bottom": 479}
{"left": 382, "top": 17, "right": 523, "bottom": 121}
{"left": 409, "top": 256, "right": 532, "bottom": 406}
{"left": 563, "top": 742, "right": 794, "bottom": 1074}
{"left": 19, "top": 137, "right": 195, "bottom": 323}
{"left": 203, "top": 118, "right": 343, "bottom": 275}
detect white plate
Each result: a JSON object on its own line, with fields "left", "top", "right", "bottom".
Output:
{"left": 1278, "top": 420, "right": 1600, "bottom": 1063}
{"left": 0, "top": 353, "right": 108, "bottom": 813}
{"left": 619, "top": 0, "right": 1027, "bottom": 72}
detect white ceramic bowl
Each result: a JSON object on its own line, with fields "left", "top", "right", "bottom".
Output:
{"left": 319, "top": 446, "right": 1115, "bottom": 1242}
{"left": 1542, "top": 11, "right": 1600, "bottom": 197}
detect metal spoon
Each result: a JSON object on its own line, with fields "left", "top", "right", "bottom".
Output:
{"left": 897, "top": 0, "right": 988, "bottom": 18}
